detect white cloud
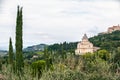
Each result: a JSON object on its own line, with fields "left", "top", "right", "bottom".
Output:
{"left": 0, "top": 0, "right": 120, "bottom": 50}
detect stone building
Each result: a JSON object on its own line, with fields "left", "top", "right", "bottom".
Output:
{"left": 108, "top": 24, "right": 120, "bottom": 33}
{"left": 75, "top": 34, "right": 99, "bottom": 55}
{"left": 99, "top": 24, "right": 120, "bottom": 35}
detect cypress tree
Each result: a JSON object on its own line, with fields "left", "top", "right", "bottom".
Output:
{"left": 15, "top": 6, "right": 24, "bottom": 73}
{"left": 8, "top": 37, "right": 14, "bottom": 64}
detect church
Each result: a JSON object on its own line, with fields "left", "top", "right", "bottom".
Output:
{"left": 75, "top": 34, "right": 99, "bottom": 55}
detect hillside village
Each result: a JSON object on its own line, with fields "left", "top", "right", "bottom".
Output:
{"left": 99, "top": 24, "right": 120, "bottom": 35}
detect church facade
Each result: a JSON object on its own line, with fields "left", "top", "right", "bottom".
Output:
{"left": 75, "top": 34, "right": 99, "bottom": 55}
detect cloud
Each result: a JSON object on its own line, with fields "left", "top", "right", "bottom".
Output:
{"left": 0, "top": 0, "right": 120, "bottom": 50}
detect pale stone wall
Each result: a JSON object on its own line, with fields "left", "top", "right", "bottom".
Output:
{"left": 75, "top": 34, "right": 94, "bottom": 55}
{"left": 108, "top": 25, "right": 120, "bottom": 33}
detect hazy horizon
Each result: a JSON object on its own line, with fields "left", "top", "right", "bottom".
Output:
{"left": 0, "top": 0, "right": 120, "bottom": 50}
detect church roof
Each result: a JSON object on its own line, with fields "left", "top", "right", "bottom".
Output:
{"left": 82, "top": 34, "right": 88, "bottom": 40}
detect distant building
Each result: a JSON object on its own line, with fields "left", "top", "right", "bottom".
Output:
{"left": 75, "top": 34, "right": 99, "bottom": 55}
{"left": 99, "top": 24, "right": 120, "bottom": 35}
{"left": 108, "top": 24, "right": 120, "bottom": 33}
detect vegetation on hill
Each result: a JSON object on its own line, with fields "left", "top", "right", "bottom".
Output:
{"left": 23, "top": 44, "right": 47, "bottom": 52}
{"left": 1, "top": 48, "right": 120, "bottom": 80}
{"left": 46, "top": 30, "right": 120, "bottom": 53}
{"left": 48, "top": 42, "right": 78, "bottom": 53}
{"left": 1, "top": 28, "right": 119, "bottom": 79}
{"left": 89, "top": 30, "right": 120, "bottom": 51}
{"left": 8, "top": 38, "right": 14, "bottom": 65}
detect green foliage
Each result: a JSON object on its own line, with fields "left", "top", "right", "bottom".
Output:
{"left": 43, "top": 47, "right": 53, "bottom": 70}
{"left": 110, "top": 48, "right": 120, "bottom": 72}
{"left": 85, "top": 58, "right": 109, "bottom": 72}
{"left": 48, "top": 31, "right": 120, "bottom": 53}
{"left": 8, "top": 37, "right": 14, "bottom": 65}
{"left": 15, "top": 6, "right": 24, "bottom": 73}
{"left": 113, "top": 48, "right": 120, "bottom": 64}
{"left": 41, "top": 69, "right": 86, "bottom": 80}
{"left": 40, "top": 55, "right": 119, "bottom": 80}
{"left": 48, "top": 42, "right": 78, "bottom": 53}
{"left": 97, "top": 50, "right": 110, "bottom": 61}
{"left": 36, "top": 51, "right": 44, "bottom": 55}
{"left": 89, "top": 31, "right": 120, "bottom": 51}
{"left": 1, "top": 52, "right": 120, "bottom": 80}
{"left": 81, "top": 51, "right": 111, "bottom": 74}
{"left": 82, "top": 53, "right": 95, "bottom": 61}
{"left": 82, "top": 50, "right": 110, "bottom": 62}
{"left": 31, "top": 60, "right": 46, "bottom": 78}
{"left": 24, "top": 52, "right": 35, "bottom": 60}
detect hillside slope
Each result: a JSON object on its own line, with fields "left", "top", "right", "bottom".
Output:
{"left": 89, "top": 30, "right": 120, "bottom": 51}
{"left": 48, "top": 31, "right": 120, "bottom": 52}
{"left": 23, "top": 44, "right": 47, "bottom": 52}
{"left": 23, "top": 31, "right": 120, "bottom": 52}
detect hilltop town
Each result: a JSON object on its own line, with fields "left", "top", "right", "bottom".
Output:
{"left": 99, "top": 24, "right": 120, "bottom": 35}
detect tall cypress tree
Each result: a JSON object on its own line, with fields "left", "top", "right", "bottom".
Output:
{"left": 8, "top": 37, "right": 14, "bottom": 64}
{"left": 15, "top": 6, "right": 24, "bottom": 73}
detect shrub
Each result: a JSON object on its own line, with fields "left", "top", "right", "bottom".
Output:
{"left": 31, "top": 60, "right": 46, "bottom": 78}
{"left": 97, "top": 50, "right": 110, "bottom": 61}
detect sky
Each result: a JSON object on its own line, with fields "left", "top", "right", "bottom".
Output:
{"left": 0, "top": 0, "right": 120, "bottom": 50}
